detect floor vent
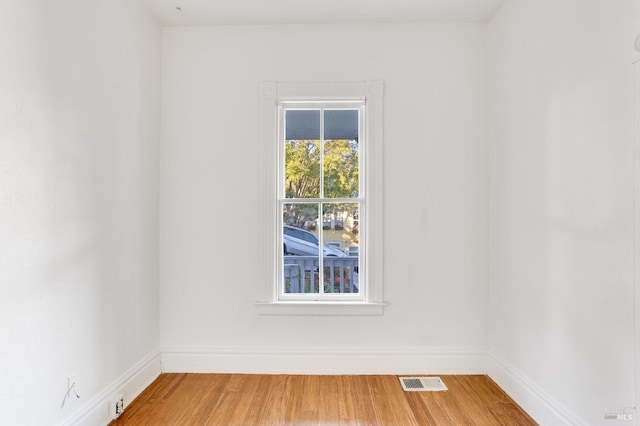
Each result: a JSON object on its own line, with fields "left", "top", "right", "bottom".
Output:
{"left": 399, "top": 377, "right": 448, "bottom": 392}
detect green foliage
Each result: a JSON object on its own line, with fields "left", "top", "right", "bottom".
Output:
{"left": 324, "top": 139, "right": 359, "bottom": 198}
{"left": 283, "top": 203, "right": 317, "bottom": 228}
{"left": 285, "top": 140, "right": 320, "bottom": 199}
{"left": 285, "top": 139, "right": 358, "bottom": 199}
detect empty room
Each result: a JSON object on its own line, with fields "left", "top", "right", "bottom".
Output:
{"left": 2, "top": 0, "right": 640, "bottom": 424}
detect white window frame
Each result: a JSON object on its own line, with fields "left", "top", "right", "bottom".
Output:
{"left": 256, "top": 81, "right": 385, "bottom": 315}
{"left": 278, "top": 100, "right": 364, "bottom": 302}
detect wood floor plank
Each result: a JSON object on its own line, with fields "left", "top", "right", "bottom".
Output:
{"left": 335, "top": 376, "right": 359, "bottom": 425}
{"left": 186, "top": 374, "right": 232, "bottom": 424}
{"left": 281, "top": 375, "right": 306, "bottom": 424}
{"left": 349, "top": 375, "right": 379, "bottom": 425}
{"left": 256, "top": 375, "right": 289, "bottom": 425}
{"left": 201, "top": 374, "right": 252, "bottom": 425}
{"left": 399, "top": 375, "right": 488, "bottom": 425}
{"left": 299, "top": 373, "right": 321, "bottom": 424}
{"left": 117, "top": 373, "right": 191, "bottom": 426}
{"left": 403, "top": 392, "right": 438, "bottom": 426}
{"left": 114, "top": 373, "right": 183, "bottom": 424}
{"left": 318, "top": 375, "right": 340, "bottom": 424}
{"left": 412, "top": 386, "right": 469, "bottom": 425}
{"left": 112, "top": 373, "right": 537, "bottom": 426}
{"left": 165, "top": 373, "right": 228, "bottom": 425}
{"left": 492, "top": 402, "right": 541, "bottom": 426}
{"left": 240, "top": 374, "right": 274, "bottom": 425}
{"left": 463, "top": 375, "right": 537, "bottom": 426}
{"left": 444, "top": 375, "right": 503, "bottom": 425}
{"left": 466, "top": 375, "right": 513, "bottom": 404}
{"left": 367, "top": 375, "right": 419, "bottom": 425}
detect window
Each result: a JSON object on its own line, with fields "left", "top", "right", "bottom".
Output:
{"left": 279, "top": 103, "right": 362, "bottom": 300}
{"left": 258, "top": 82, "right": 384, "bottom": 315}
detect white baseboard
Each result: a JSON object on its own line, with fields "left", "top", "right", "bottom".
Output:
{"left": 160, "top": 346, "right": 489, "bottom": 375}
{"left": 487, "top": 355, "right": 587, "bottom": 426}
{"left": 62, "top": 349, "right": 161, "bottom": 426}
{"left": 58, "top": 348, "right": 585, "bottom": 425}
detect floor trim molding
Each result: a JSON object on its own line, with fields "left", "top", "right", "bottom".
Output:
{"left": 487, "top": 355, "right": 587, "bottom": 426}
{"left": 160, "top": 346, "right": 489, "bottom": 375}
{"left": 62, "top": 349, "right": 161, "bottom": 426}
{"left": 60, "top": 347, "right": 587, "bottom": 424}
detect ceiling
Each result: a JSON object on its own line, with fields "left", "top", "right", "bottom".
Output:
{"left": 139, "top": 0, "right": 506, "bottom": 26}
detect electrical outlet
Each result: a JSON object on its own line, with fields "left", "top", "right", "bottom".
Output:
{"left": 113, "top": 394, "right": 124, "bottom": 418}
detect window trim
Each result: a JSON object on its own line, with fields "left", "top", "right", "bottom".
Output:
{"left": 257, "top": 81, "right": 385, "bottom": 315}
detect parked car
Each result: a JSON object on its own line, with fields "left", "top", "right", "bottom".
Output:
{"left": 322, "top": 214, "right": 332, "bottom": 230}
{"left": 283, "top": 225, "right": 346, "bottom": 257}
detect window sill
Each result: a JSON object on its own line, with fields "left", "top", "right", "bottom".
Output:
{"left": 255, "top": 301, "right": 386, "bottom": 316}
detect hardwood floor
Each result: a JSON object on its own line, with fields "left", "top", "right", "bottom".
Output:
{"left": 110, "top": 374, "right": 537, "bottom": 425}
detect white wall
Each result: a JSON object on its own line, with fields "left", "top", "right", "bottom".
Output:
{"left": 0, "top": 1, "right": 161, "bottom": 424}
{"left": 488, "top": 1, "right": 640, "bottom": 424}
{"left": 10, "top": 0, "right": 640, "bottom": 423}
{"left": 160, "top": 24, "right": 490, "bottom": 371}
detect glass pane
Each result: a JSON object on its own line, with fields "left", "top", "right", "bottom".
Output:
{"left": 282, "top": 203, "right": 320, "bottom": 294}
{"left": 323, "top": 110, "right": 359, "bottom": 199}
{"left": 324, "top": 109, "right": 359, "bottom": 140}
{"left": 323, "top": 139, "right": 359, "bottom": 198}
{"left": 284, "top": 137, "right": 320, "bottom": 198}
{"left": 321, "top": 203, "right": 359, "bottom": 294}
{"left": 286, "top": 110, "right": 320, "bottom": 140}
{"left": 285, "top": 110, "right": 320, "bottom": 199}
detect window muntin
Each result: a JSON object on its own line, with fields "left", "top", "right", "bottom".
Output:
{"left": 279, "top": 102, "right": 364, "bottom": 300}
